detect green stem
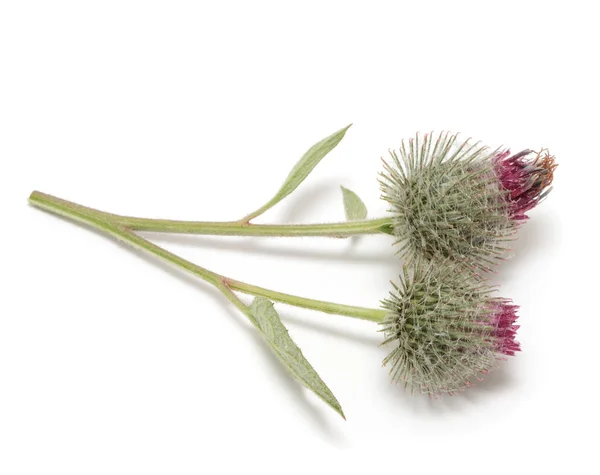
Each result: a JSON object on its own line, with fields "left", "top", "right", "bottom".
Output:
{"left": 28, "top": 192, "right": 394, "bottom": 237}
{"left": 28, "top": 191, "right": 386, "bottom": 323}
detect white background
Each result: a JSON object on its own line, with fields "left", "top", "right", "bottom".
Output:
{"left": 1, "top": 1, "right": 598, "bottom": 473}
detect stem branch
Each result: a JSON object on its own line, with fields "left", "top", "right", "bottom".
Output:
{"left": 28, "top": 192, "right": 394, "bottom": 237}
{"left": 29, "top": 191, "right": 386, "bottom": 323}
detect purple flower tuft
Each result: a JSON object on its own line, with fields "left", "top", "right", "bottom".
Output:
{"left": 494, "top": 149, "right": 557, "bottom": 220}
{"left": 489, "top": 301, "right": 521, "bottom": 357}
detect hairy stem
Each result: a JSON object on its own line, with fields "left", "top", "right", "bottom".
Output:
{"left": 29, "top": 192, "right": 394, "bottom": 237}
{"left": 29, "top": 191, "right": 386, "bottom": 322}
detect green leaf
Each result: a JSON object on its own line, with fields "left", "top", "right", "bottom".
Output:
{"left": 248, "top": 297, "right": 345, "bottom": 419}
{"left": 340, "top": 185, "right": 367, "bottom": 221}
{"left": 242, "top": 124, "right": 352, "bottom": 221}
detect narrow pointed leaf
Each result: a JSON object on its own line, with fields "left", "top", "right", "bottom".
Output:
{"left": 341, "top": 185, "right": 367, "bottom": 220}
{"left": 242, "top": 124, "right": 352, "bottom": 221}
{"left": 248, "top": 297, "right": 345, "bottom": 419}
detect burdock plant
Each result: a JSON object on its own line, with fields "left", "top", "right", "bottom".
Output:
{"left": 29, "top": 125, "right": 552, "bottom": 417}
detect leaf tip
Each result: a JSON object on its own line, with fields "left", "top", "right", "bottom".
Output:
{"left": 334, "top": 123, "right": 353, "bottom": 139}
{"left": 330, "top": 399, "right": 346, "bottom": 420}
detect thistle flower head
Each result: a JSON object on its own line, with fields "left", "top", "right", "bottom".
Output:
{"left": 380, "top": 260, "right": 520, "bottom": 396}
{"left": 380, "top": 132, "right": 556, "bottom": 272}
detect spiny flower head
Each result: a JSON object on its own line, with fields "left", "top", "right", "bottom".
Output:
{"left": 380, "top": 260, "right": 520, "bottom": 396}
{"left": 380, "top": 132, "right": 556, "bottom": 272}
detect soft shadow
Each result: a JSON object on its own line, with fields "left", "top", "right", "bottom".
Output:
{"left": 471, "top": 364, "right": 517, "bottom": 393}
{"left": 281, "top": 181, "right": 341, "bottom": 224}
{"left": 496, "top": 213, "right": 559, "bottom": 275}
{"left": 143, "top": 232, "right": 394, "bottom": 263}
{"left": 282, "top": 313, "right": 381, "bottom": 347}
{"left": 377, "top": 345, "right": 519, "bottom": 414}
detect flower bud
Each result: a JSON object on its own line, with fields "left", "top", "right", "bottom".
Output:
{"left": 380, "top": 132, "right": 556, "bottom": 272}
{"left": 380, "top": 261, "right": 520, "bottom": 395}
